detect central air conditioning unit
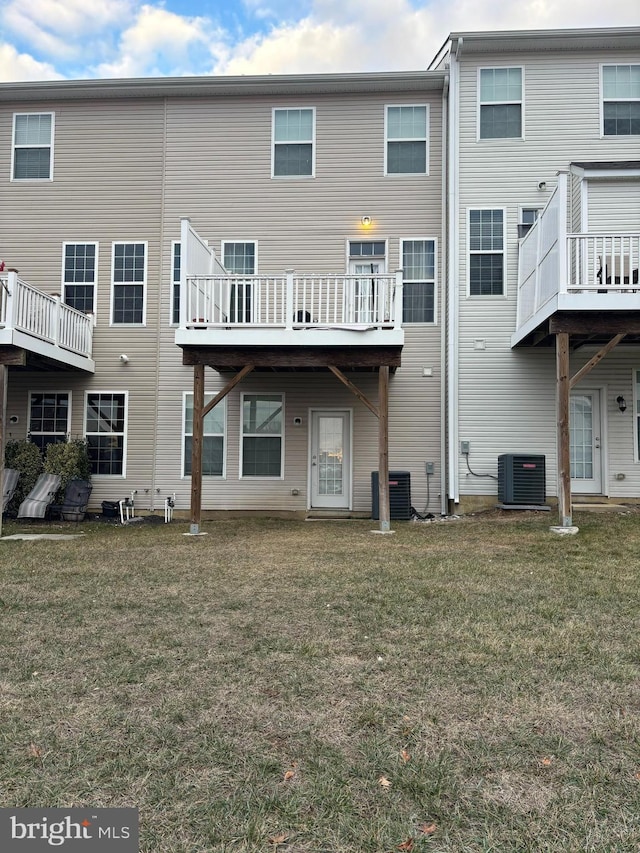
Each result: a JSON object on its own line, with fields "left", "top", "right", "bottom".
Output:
{"left": 371, "top": 470, "right": 412, "bottom": 520}
{"left": 498, "top": 454, "right": 546, "bottom": 506}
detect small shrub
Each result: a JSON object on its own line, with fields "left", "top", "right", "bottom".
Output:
{"left": 4, "top": 440, "right": 43, "bottom": 514}
{"left": 44, "top": 439, "right": 91, "bottom": 502}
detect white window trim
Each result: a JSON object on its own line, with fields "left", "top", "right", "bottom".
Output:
{"left": 384, "top": 104, "right": 429, "bottom": 176}
{"left": 271, "top": 107, "right": 316, "bottom": 179}
{"left": 221, "top": 240, "right": 259, "bottom": 273}
{"left": 240, "top": 392, "right": 285, "bottom": 479}
{"left": 61, "top": 241, "right": 99, "bottom": 318}
{"left": 84, "top": 391, "right": 128, "bottom": 478}
{"left": 600, "top": 63, "right": 640, "bottom": 138}
{"left": 181, "top": 392, "right": 226, "bottom": 479}
{"left": 110, "top": 241, "right": 148, "bottom": 326}
{"left": 399, "top": 237, "right": 438, "bottom": 325}
{"left": 466, "top": 207, "right": 508, "bottom": 298}
{"left": 27, "top": 390, "right": 72, "bottom": 446}
{"left": 11, "top": 112, "right": 55, "bottom": 181}
{"left": 170, "top": 240, "right": 180, "bottom": 326}
{"left": 477, "top": 67, "right": 525, "bottom": 142}
{"left": 346, "top": 239, "right": 388, "bottom": 270}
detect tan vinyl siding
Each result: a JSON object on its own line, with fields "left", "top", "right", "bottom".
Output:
{"left": 456, "top": 45, "right": 640, "bottom": 501}
{"left": 587, "top": 180, "right": 640, "bottom": 231}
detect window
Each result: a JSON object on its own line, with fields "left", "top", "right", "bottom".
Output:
{"left": 12, "top": 113, "right": 54, "bottom": 180}
{"left": 469, "top": 209, "right": 504, "bottom": 296}
{"left": 241, "top": 393, "right": 283, "bottom": 477}
{"left": 401, "top": 240, "right": 435, "bottom": 323}
{"left": 602, "top": 65, "right": 640, "bottom": 136}
{"left": 385, "top": 105, "right": 428, "bottom": 174}
{"left": 171, "top": 241, "right": 181, "bottom": 325}
{"left": 62, "top": 243, "right": 97, "bottom": 313}
{"left": 272, "top": 108, "right": 314, "bottom": 177}
{"left": 348, "top": 241, "right": 386, "bottom": 323}
{"left": 222, "top": 241, "right": 256, "bottom": 323}
{"left": 28, "top": 392, "right": 70, "bottom": 454}
{"left": 479, "top": 68, "right": 522, "bottom": 139}
{"left": 111, "top": 242, "right": 146, "bottom": 324}
{"left": 85, "top": 392, "right": 127, "bottom": 476}
{"left": 518, "top": 207, "right": 541, "bottom": 239}
{"left": 183, "top": 394, "right": 225, "bottom": 476}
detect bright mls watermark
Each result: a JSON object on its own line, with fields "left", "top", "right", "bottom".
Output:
{"left": 0, "top": 809, "right": 138, "bottom": 851}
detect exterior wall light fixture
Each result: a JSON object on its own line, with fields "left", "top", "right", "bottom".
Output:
{"left": 616, "top": 395, "right": 627, "bottom": 412}
{"left": 361, "top": 215, "right": 372, "bottom": 228}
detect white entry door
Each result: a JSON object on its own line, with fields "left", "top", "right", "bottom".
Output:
{"left": 310, "top": 411, "right": 351, "bottom": 508}
{"left": 570, "top": 390, "right": 602, "bottom": 494}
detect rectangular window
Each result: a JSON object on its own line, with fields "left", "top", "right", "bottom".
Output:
{"left": 241, "top": 393, "right": 283, "bottom": 477}
{"left": 183, "top": 394, "right": 225, "bottom": 476}
{"left": 62, "top": 242, "right": 97, "bottom": 313}
{"left": 272, "top": 108, "right": 314, "bottom": 177}
{"left": 171, "top": 241, "right": 181, "bottom": 325}
{"left": 111, "top": 242, "right": 146, "bottom": 324}
{"left": 401, "top": 240, "right": 435, "bottom": 323}
{"left": 85, "top": 392, "right": 127, "bottom": 476}
{"left": 28, "top": 392, "right": 70, "bottom": 454}
{"left": 469, "top": 209, "right": 504, "bottom": 296}
{"left": 479, "top": 68, "right": 523, "bottom": 139}
{"left": 518, "top": 207, "right": 541, "bottom": 239}
{"left": 222, "top": 241, "right": 256, "bottom": 323}
{"left": 386, "top": 105, "right": 428, "bottom": 174}
{"left": 602, "top": 65, "right": 640, "bottom": 136}
{"left": 12, "top": 113, "right": 54, "bottom": 180}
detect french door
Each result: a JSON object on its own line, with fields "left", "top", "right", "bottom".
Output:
{"left": 310, "top": 411, "right": 351, "bottom": 508}
{"left": 570, "top": 390, "right": 602, "bottom": 494}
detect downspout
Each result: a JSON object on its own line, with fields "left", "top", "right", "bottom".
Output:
{"left": 439, "top": 72, "right": 449, "bottom": 516}
{"left": 446, "top": 39, "right": 461, "bottom": 509}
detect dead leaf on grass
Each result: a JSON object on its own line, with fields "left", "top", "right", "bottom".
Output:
{"left": 540, "top": 756, "right": 553, "bottom": 767}
{"left": 268, "top": 832, "right": 289, "bottom": 846}
{"left": 283, "top": 770, "right": 296, "bottom": 782}
{"left": 28, "top": 743, "right": 43, "bottom": 766}
{"left": 418, "top": 822, "right": 437, "bottom": 835}
{"left": 378, "top": 775, "right": 392, "bottom": 788}
{"left": 400, "top": 748, "right": 411, "bottom": 763}
{"left": 397, "top": 839, "right": 414, "bottom": 850}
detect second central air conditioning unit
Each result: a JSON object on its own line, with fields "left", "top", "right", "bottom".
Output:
{"left": 498, "top": 454, "right": 546, "bottom": 506}
{"left": 371, "top": 470, "right": 412, "bottom": 520}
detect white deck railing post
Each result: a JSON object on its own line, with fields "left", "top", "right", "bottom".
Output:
{"left": 393, "top": 270, "right": 404, "bottom": 328}
{"left": 52, "top": 294, "right": 61, "bottom": 347}
{"left": 4, "top": 270, "right": 17, "bottom": 328}
{"left": 179, "top": 218, "right": 190, "bottom": 328}
{"left": 557, "top": 171, "right": 568, "bottom": 295}
{"left": 285, "top": 269, "right": 294, "bottom": 331}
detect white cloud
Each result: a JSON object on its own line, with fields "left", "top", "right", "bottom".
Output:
{"left": 2, "top": 0, "right": 133, "bottom": 60}
{"left": 93, "top": 5, "right": 226, "bottom": 78}
{"left": 0, "top": 42, "right": 63, "bottom": 81}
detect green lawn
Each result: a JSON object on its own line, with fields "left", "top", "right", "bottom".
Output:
{"left": 1, "top": 511, "right": 639, "bottom": 851}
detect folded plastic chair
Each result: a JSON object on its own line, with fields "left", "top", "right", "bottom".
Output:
{"left": 48, "top": 479, "right": 93, "bottom": 521}
{"left": 2, "top": 469, "right": 19, "bottom": 512}
{"left": 17, "top": 473, "right": 62, "bottom": 519}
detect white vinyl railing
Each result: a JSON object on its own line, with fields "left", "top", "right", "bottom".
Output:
{"left": 517, "top": 172, "right": 640, "bottom": 331}
{"left": 0, "top": 271, "right": 93, "bottom": 358}
{"left": 181, "top": 270, "right": 403, "bottom": 329}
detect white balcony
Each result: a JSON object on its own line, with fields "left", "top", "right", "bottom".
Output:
{"left": 0, "top": 271, "right": 95, "bottom": 371}
{"left": 174, "top": 219, "right": 404, "bottom": 353}
{"left": 514, "top": 173, "right": 640, "bottom": 346}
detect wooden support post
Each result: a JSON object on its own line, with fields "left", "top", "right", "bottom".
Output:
{"left": 190, "top": 364, "right": 205, "bottom": 535}
{"left": 378, "top": 365, "right": 390, "bottom": 532}
{"left": 556, "top": 333, "right": 572, "bottom": 527}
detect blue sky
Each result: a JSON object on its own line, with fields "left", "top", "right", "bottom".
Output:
{"left": 0, "top": 0, "right": 636, "bottom": 82}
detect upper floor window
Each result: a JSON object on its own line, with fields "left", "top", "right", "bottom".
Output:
{"left": 171, "top": 241, "right": 181, "bottom": 325}
{"left": 468, "top": 209, "right": 504, "bottom": 296}
{"left": 85, "top": 392, "right": 127, "bottom": 476}
{"left": 385, "top": 105, "right": 428, "bottom": 174}
{"left": 401, "top": 239, "right": 435, "bottom": 323}
{"left": 12, "top": 113, "right": 54, "bottom": 180}
{"left": 272, "top": 108, "right": 314, "bottom": 177}
{"left": 111, "top": 242, "right": 146, "bottom": 324}
{"left": 602, "top": 65, "right": 640, "bottom": 136}
{"left": 63, "top": 242, "right": 97, "bottom": 314}
{"left": 479, "top": 68, "right": 522, "bottom": 140}
{"left": 28, "top": 391, "right": 70, "bottom": 455}
{"left": 518, "top": 207, "right": 541, "bottom": 239}
{"left": 222, "top": 241, "right": 257, "bottom": 323}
